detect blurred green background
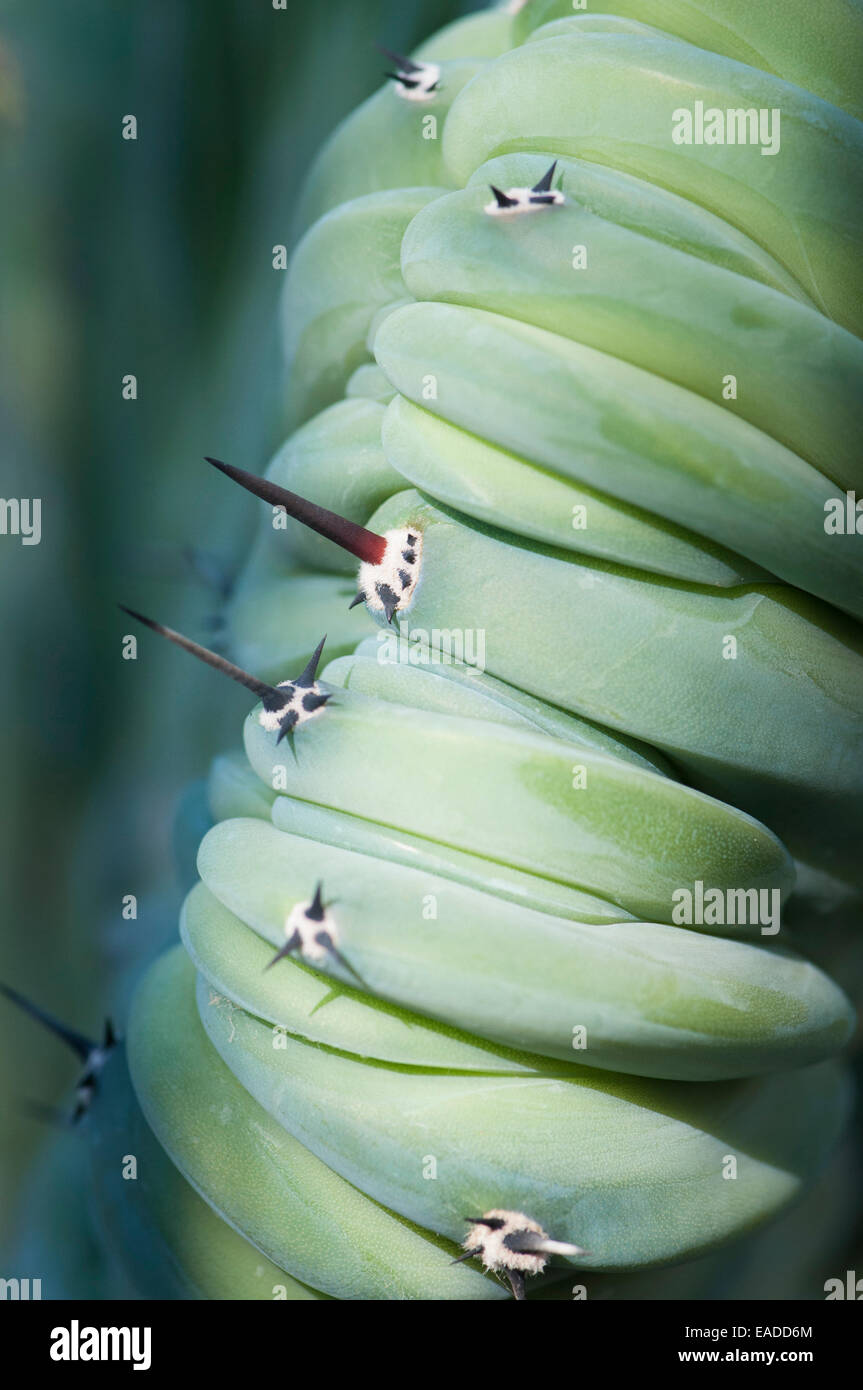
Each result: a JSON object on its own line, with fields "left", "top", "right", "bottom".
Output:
{"left": 0, "top": 0, "right": 474, "bottom": 1261}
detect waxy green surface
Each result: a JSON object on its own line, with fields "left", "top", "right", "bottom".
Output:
{"left": 227, "top": 572, "right": 373, "bottom": 685}
{"left": 242, "top": 689, "right": 793, "bottom": 922}
{"left": 106, "top": 0, "right": 863, "bottom": 1299}
{"left": 442, "top": 34, "right": 863, "bottom": 331}
{"left": 270, "top": 793, "right": 641, "bottom": 925}
{"left": 401, "top": 161, "right": 863, "bottom": 490}
{"left": 381, "top": 394, "right": 768, "bottom": 585}
{"left": 513, "top": 1, "right": 863, "bottom": 119}
{"left": 89, "top": 1048, "right": 325, "bottom": 1300}
{"left": 466, "top": 151, "right": 815, "bottom": 301}
{"left": 414, "top": 8, "right": 516, "bottom": 63}
{"left": 207, "top": 749, "right": 276, "bottom": 823}
{"left": 193, "top": 820, "right": 851, "bottom": 1078}
{"left": 345, "top": 362, "right": 397, "bottom": 403}
{"left": 295, "top": 60, "right": 481, "bottom": 235}
{"left": 182, "top": 880, "right": 556, "bottom": 1073}
{"left": 282, "top": 188, "right": 444, "bottom": 428}
{"left": 127, "top": 948, "right": 508, "bottom": 1300}
{"left": 326, "top": 638, "right": 674, "bottom": 773}
{"left": 242, "top": 398, "right": 400, "bottom": 578}
{"left": 355, "top": 491, "right": 863, "bottom": 875}
{"left": 374, "top": 304, "right": 863, "bottom": 618}
{"left": 195, "top": 953, "right": 851, "bottom": 1270}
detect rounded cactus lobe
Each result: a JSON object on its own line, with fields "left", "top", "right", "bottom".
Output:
{"left": 381, "top": 394, "right": 767, "bottom": 584}
{"left": 324, "top": 640, "right": 674, "bottom": 773}
{"left": 207, "top": 749, "right": 277, "bottom": 823}
{"left": 236, "top": 399, "right": 401, "bottom": 580}
{"left": 193, "top": 819, "right": 852, "bottom": 1080}
{"left": 400, "top": 174, "right": 863, "bottom": 489}
{"left": 128, "top": 947, "right": 509, "bottom": 1301}
{"left": 513, "top": 1, "right": 863, "bottom": 120}
{"left": 271, "top": 796, "right": 639, "bottom": 925}
{"left": 350, "top": 491, "right": 863, "bottom": 878}
{"left": 465, "top": 153, "right": 814, "bottom": 301}
{"left": 374, "top": 303, "right": 863, "bottom": 619}
{"left": 345, "top": 362, "right": 396, "bottom": 404}
{"left": 294, "top": 59, "right": 483, "bottom": 235}
{"left": 412, "top": 10, "right": 517, "bottom": 63}
{"left": 442, "top": 34, "right": 863, "bottom": 333}
{"left": 89, "top": 1046, "right": 325, "bottom": 1300}
{"left": 241, "top": 687, "right": 793, "bottom": 923}
{"left": 91, "top": 0, "right": 861, "bottom": 1301}
{"left": 364, "top": 296, "right": 414, "bottom": 352}
{"left": 226, "top": 575, "right": 372, "bottom": 688}
{"left": 282, "top": 187, "right": 447, "bottom": 429}
{"left": 182, "top": 881, "right": 562, "bottom": 1074}
{"left": 197, "top": 961, "right": 852, "bottom": 1272}
{"left": 528, "top": 15, "right": 679, "bottom": 47}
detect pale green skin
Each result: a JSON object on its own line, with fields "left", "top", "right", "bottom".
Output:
{"left": 104, "top": 1, "right": 862, "bottom": 1299}
{"left": 127, "top": 949, "right": 510, "bottom": 1300}
{"left": 514, "top": 2, "right": 863, "bottom": 120}
{"left": 242, "top": 691, "right": 793, "bottom": 921}
{"left": 191, "top": 954, "right": 851, "bottom": 1271}
{"left": 123, "top": 947, "right": 850, "bottom": 1280}
{"left": 226, "top": 455, "right": 863, "bottom": 876}
{"left": 359, "top": 490, "right": 863, "bottom": 877}
{"left": 345, "top": 362, "right": 396, "bottom": 404}
{"left": 208, "top": 749, "right": 277, "bottom": 822}
{"left": 325, "top": 639, "right": 675, "bottom": 773}
{"left": 280, "top": 142, "right": 863, "bottom": 608}
{"left": 381, "top": 394, "right": 767, "bottom": 586}
{"left": 227, "top": 571, "right": 373, "bottom": 683}
{"left": 462, "top": 150, "right": 812, "bottom": 302}
{"left": 239, "top": 398, "right": 401, "bottom": 581}
{"left": 442, "top": 33, "right": 863, "bottom": 333}
{"left": 191, "top": 823, "right": 851, "bottom": 1079}
{"left": 295, "top": 60, "right": 482, "bottom": 234}
{"left": 374, "top": 304, "right": 863, "bottom": 620}
{"left": 414, "top": 9, "right": 516, "bottom": 64}
{"left": 270, "top": 796, "right": 646, "bottom": 928}
{"left": 89, "top": 1048, "right": 327, "bottom": 1301}
{"left": 261, "top": 143, "right": 863, "bottom": 853}
{"left": 282, "top": 188, "right": 445, "bottom": 429}
{"left": 402, "top": 157, "right": 863, "bottom": 491}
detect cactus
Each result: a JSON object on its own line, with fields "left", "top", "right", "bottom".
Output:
{"left": 8, "top": 1, "right": 863, "bottom": 1301}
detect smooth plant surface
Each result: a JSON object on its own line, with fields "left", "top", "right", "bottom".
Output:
{"left": 10, "top": 0, "right": 861, "bottom": 1301}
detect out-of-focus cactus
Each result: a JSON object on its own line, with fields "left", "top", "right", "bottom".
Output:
{"left": 12, "top": 0, "right": 862, "bottom": 1300}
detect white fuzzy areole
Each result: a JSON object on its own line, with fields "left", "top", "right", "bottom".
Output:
{"left": 257, "top": 678, "right": 328, "bottom": 734}
{"left": 359, "top": 526, "right": 423, "bottom": 621}
{"left": 283, "top": 899, "right": 334, "bottom": 963}
{"left": 464, "top": 1209, "right": 549, "bottom": 1275}
{"left": 392, "top": 60, "right": 441, "bottom": 102}
{"left": 484, "top": 187, "right": 565, "bottom": 216}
